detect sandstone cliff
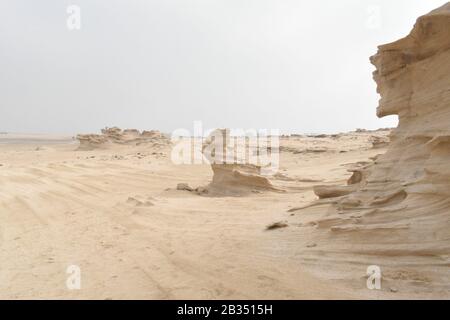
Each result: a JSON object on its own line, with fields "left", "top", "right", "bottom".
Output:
{"left": 290, "top": 4, "right": 450, "bottom": 295}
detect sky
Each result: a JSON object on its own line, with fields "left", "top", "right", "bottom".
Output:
{"left": 0, "top": 0, "right": 447, "bottom": 135}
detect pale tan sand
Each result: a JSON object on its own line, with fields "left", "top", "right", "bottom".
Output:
{"left": 2, "top": 4, "right": 450, "bottom": 300}
{"left": 0, "top": 129, "right": 393, "bottom": 300}
{"left": 0, "top": 133, "right": 74, "bottom": 145}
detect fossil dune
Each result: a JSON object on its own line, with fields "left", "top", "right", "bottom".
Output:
{"left": 284, "top": 3, "right": 450, "bottom": 298}
{"left": 0, "top": 4, "right": 449, "bottom": 300}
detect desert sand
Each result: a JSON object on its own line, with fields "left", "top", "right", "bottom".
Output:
{"left": 0, "top": 128, "right": 392, "bottom": 299}
{"left": 0, "top": 128, "right": 416, "bottom": 299}
{"left": 1, "top": 4, "right": 450, "bottom": 300}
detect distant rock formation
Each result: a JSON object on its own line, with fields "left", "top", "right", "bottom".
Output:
{"left": 76, "top": 127, "right": 169, "bottom": 150}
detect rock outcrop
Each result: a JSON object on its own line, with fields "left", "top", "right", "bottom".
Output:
{"left": 76, "top": 127, "right": 169, "bottom": 150}
{"left": 297, "top": 4, "right": 450, "bottom": 294}
{"left": 202, "top": 129, "right": 280, "bottom": 194}
{"left": 327, "top": 3, "right": 450, "bottom": 238}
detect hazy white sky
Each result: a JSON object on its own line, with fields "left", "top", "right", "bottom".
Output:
{"left": 0, "top": 0, "right": 447, "bottom": 134}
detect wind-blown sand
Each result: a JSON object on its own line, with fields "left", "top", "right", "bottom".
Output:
{"left": 0, "top": 128, "right": 401, "bottom": 299}
{"left": 1, "top": 4, "right": 450, "bottom": 300}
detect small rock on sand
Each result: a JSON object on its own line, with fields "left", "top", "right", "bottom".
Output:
{"left": 126, "top": 197, "right": 153, "bottom": 207}
{"left": 265, "top": 221, "right": 289, "bottom": 231}
{"left": 195, "top": 187, "right": 209, "bottom": 195}
{"left": 177, "top": 183, "right": 194, "bottom": 192}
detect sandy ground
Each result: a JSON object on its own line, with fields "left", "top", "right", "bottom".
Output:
{"left": 0, "top": 131, "right": 428, "bottom": 299}
{"left": 3, "top": 3, "right": 450, "bottom": 301}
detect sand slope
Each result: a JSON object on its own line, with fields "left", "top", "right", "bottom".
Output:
{"left": 0, "top": 133, "right": 366, "bottom": 299}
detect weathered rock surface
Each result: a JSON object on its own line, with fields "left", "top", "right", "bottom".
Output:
{"left": 296, "top": 4, "right": 450, "bottom": 295}
{"left": 77, "top": 127, "right": 169, "bottom": 150}
{"left": 202, "top": 129, "right": 280, "bottom": 194}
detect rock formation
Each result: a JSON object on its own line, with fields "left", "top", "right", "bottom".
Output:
{"left": 201, "top": 129, "right": 280, "bottom": 194}
{"left": 76, "top": 127, "right": 169, "bottom": 150}
{"left": 294, "top": 4, "right": 450, "bottom": 293}
{"left": 326, "top": 3, "right": 450, "bottom": 238}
